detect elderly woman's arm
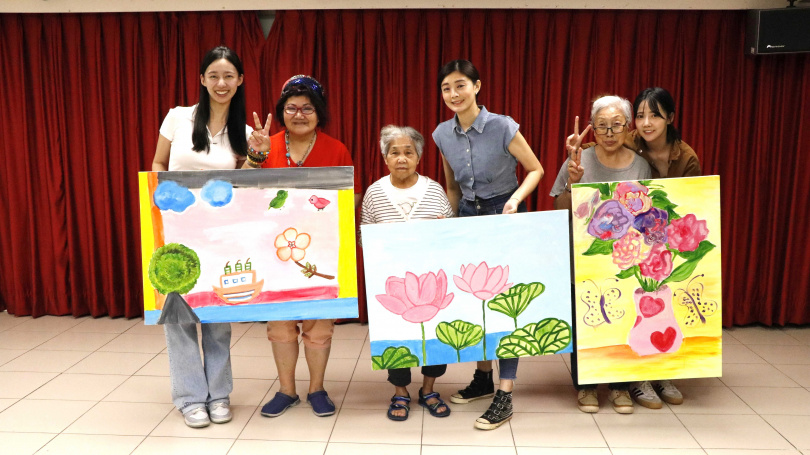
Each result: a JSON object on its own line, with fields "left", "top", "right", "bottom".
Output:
{"left": 441, "top": 156, "right": 461, "bottom": 216}
{"left": 503, "top": 131, "right": 543, "bottom": 214}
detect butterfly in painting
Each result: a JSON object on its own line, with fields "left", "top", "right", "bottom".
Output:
{"left": 580, "top": 278, "right": 625, "bottom": 327}
{"left": 675, "top": 274, "right": 717, "bottom": 326}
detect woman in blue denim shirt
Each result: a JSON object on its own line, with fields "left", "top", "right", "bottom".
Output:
{"left": 432, "top": 59, "right": 544, "bottom": 430}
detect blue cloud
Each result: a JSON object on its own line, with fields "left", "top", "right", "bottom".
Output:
{"left": 201, "top": 180, "right": 233, "bottom": 207}
{"left": 153, "top": 181, "right": 195, "bottom": 212}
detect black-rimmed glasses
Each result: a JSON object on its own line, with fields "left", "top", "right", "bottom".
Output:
{"left": 592, "top": 123, "right": 627, "bottom": 135}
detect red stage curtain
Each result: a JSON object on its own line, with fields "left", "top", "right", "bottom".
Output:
{"left": 261, "top": 9, "right": 810, "bottom": 326}
{"left": 1, "top": 10, "right": 808, "bottom": 326}
{"left": 0, "top": 12, "right": 265, "bottom": 317}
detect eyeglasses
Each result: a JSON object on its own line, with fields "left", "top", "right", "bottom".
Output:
{"left": 592, "top": 123, "right": 627, "bottom": 135}
{"left": 284, "top": 105, "right": 316, "bottom": 116}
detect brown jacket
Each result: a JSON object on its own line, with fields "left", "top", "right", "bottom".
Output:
{"left": 583, "top": 130, "right": 701, "bottom": 178}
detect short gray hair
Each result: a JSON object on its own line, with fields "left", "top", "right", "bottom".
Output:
{"left": 379, "top": 125, "right": 424, "bottom": 158}
{"left": 591, "top": 95, "right": 632, "bottom": 124}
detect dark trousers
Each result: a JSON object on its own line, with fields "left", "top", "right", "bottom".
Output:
{"left": 388, "top": 365, "right": 448, "bottom": 387}
{"left": 569, "top": 283, "right": 629, "bottom": 391}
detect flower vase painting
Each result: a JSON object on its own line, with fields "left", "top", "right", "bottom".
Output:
{"left": 138, "top": 167, "right": 359, "bottom": 324}
{"left": 572, "top": 176, "right": 722, "bottom": 384}
{"left": 362, "top": 211, "right": 573, "bottom": 370}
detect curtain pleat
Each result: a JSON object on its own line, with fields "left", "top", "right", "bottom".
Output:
{"left": 1, "top": 9, "right": 808, "bottom": 325}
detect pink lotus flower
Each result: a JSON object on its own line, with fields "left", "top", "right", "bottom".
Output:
{"left": 667, "top": 214, "right": 709, "bottom": 252}
{"left": 376, "top": 270, "right": 454, "bottom": 323}
{"left": 615, "top": 181, "right": 653, "bottom": 216}
{"left": 453, "top": 262, "right": 512, "bottom": 300}
{"left": 639, "top": 243, "right": 673, "bottom": 281}
{"left": 612, "top": 228, "right": 650, "bottom": 269}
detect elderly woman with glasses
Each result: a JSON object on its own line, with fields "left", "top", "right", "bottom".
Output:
{"left": 360, "top": 125, "right": 454, "bottom": 421}
{"left": 253, "top": 75, "right": 359, "bottom": 420}
{"left": 550, "top": 95, "right": 652, "bottom": 415}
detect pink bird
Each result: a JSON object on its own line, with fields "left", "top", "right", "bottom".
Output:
{"left": 309, "top": 195, "right": 331, "bottom": 211}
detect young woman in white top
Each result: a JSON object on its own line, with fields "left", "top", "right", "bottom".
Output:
{"left": 151, "top": 46, "right": 270, "bottom": 428}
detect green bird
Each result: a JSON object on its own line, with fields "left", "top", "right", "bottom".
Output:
{"left": 268, "top": 190, "right": 289, "bottom": 209}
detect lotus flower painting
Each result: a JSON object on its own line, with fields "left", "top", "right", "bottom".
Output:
{"left": 138, "top": 167, "right": 359, "bottom": 324}
{"left": 362, "top": 211, "right": 573, "bottom": 369}
{"left": 572, "top": 176, "right": 722, "bottom": 384}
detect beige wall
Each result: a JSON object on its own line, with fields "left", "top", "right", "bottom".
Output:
{"left": 0, "top": 0, "right": 793, "bottom": 13}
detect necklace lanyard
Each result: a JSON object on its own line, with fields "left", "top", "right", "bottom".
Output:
{"left": 285, "top": 130, "right": 317, "bottom": 167}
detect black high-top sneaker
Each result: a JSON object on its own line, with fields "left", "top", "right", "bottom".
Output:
{"left": 474, "top": 389, "right": 512, "bottom": 430}
{"left": 449, "top": 368, "right": 495, "bottom": 404}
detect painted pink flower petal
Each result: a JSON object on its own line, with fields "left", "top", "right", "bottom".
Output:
{"left": 453, "top": 275, "right": 473, "bottom": 293}
{"left": 404, "top": 272, "right": 422, "bottom": 306}
{"left": 402, "top": 305, "right": 441, "bottom": 323}
{"left": 274, "top": 233, "right": 288, "bottom": 249}
{"left": 290, "top": 247, "right": 306, "bottom": 262}
{"left": 439, "top": 292, "right": 454, "bottom": 309}
{"left": 376, "top": 294, "right": 408, "bottom": 315}
{"left": 295, "top": 233, "right": 311, "bottom": 249}
{"left": 417, "top": 272, "right": 438, "bottom": 306}
{"left": 282, "top": 227, "right": 298, "bottom": 242}
{"left": 469, "top": 262, "right": 491, "bottom": 292}
{"left": 385, "top": 277, "right": 410, "bottom": 308}
{"left": 276, "top": 246, "right": 292, "bottom": 261}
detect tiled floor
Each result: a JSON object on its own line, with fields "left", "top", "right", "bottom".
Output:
{"left": 1, "top": 311, "right": 809, "bottom": 455}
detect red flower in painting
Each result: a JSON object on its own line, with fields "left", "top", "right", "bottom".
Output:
{"left": 639, "top": 244, "right": 673, "bottom": 282}
{"left": 666, "top": 214, "right": 709, "bottom": 252}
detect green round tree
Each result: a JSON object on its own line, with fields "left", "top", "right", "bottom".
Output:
{"left": 148, "top": 243, "right": 201, "bottom": 295}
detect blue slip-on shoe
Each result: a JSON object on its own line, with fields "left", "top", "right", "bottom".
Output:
{"left": 260, "top": 392, "right": 300, "bottom": 417}
{"left": 307, "top": 390, "right": 336, "bottom": 417}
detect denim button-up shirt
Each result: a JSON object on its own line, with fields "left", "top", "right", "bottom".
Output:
{"left": 432, "top": 106, "right": 519, "bottom": 201}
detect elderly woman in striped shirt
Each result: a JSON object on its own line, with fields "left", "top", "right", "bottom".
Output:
{"left": 360, "top": 125, "right": 453, "bottom": 421}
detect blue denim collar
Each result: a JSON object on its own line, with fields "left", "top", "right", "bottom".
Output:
{"left": 453, "top": 105, "right": 489, "bottom": 134}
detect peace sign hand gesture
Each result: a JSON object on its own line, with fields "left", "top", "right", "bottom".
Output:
{"left": 248, "top": 112, "right": 272, "bottom": 153}
{"left": 565, "top": 116, "right": 591, "bottom": 185}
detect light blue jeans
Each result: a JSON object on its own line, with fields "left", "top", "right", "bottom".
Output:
{"left": 164, "top": 322, "right": 233, "bottom": 414}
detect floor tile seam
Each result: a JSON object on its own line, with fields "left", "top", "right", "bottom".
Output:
{"left": 757, "top": 412, "right": 803, "bottom": 453}
{"left": 131, "top": 352, "right": 164, "bottom": 376}
{"left": 726, "top": 384, "right": 797, "bottom": 415}
{"left": 0, "top": 349, "right": 28, "bottom": 367}
{"left": 667, "top": 407, "right": 716, "bottom": 450}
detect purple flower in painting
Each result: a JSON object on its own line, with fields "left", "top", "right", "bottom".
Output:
{"left": 587, "top": 200, "right": 634, "bottom": 240}
{"left": 633, "top": 208, "right": 669, "bottom": 245}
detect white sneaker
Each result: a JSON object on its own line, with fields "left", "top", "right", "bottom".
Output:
{"left": 630, "top": 381, "right": 663, "bottom": 409}
{"left": 608, "top": 389, "right": 634, "bottom": 414}
{"left": 654, "top": 380, "right": 684, "bottom": 405}
{"left": 183, "top": 407, "right": 210, "bottom": 428}
{"left": 208, "top": 402, "right": 233, "bottom": 424}
{"left": 577, "top": 389, "right": 599, "bottom": 413}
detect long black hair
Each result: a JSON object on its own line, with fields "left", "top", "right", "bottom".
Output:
{"left": 633, "top": 87, "right": 682, "bottom": 145}
{"left": 437, "top": 59, "right": 481, "bottom": 96}
{"left": 192, "top": 46, "right": 248, "bottom": 156}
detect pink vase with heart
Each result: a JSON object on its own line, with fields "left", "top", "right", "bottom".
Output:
{"left": 628, "top": 285, "right": 683, "bottom": 356}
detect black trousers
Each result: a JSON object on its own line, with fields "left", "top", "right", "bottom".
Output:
{"left": 388, "top": 365, "right": 447, "bottom": 387}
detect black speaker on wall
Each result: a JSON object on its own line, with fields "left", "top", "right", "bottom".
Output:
{"left": 746, "top": 7, "right": 810, "bottom": 55}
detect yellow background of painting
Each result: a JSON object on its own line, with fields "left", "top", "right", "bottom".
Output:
{"left": 572, "top": 176, "right": 722, "bottom": 351}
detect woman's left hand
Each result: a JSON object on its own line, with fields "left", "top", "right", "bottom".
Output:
{"left": 248, "top": 112, "right": 272, "bottom": 152}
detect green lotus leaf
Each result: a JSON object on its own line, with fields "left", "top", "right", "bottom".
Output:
{"left": 371, "top": 346, "right": 419, "bottom": 370}
{"left": 148, "top": 243, "right": 201, "bottom": 295}
{"left": 495, "top": 318, "right": 572, "bottom": 359}
{"left": 532, "top": 318, "right": 572, "bottom": 354}
{"left": 488, "top": 282, "right": 545, "bottom": 320}
{"left": 436, "top": 320, "right": 484, "bottom": 351}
